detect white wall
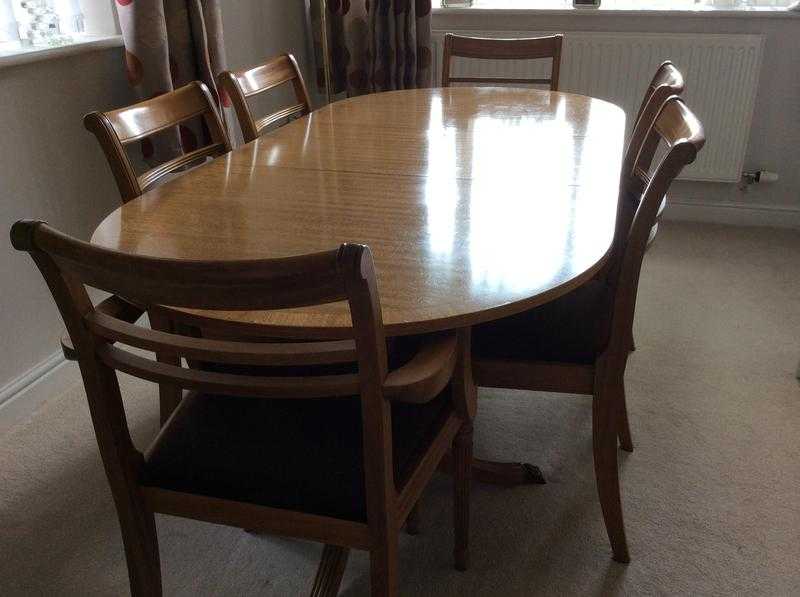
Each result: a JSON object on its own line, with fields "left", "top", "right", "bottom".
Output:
{"left": 0, "top": 1, "right": 312, "bottom": 401}
{"left": 432, "top": 10, "right": 800, "bottom": 225}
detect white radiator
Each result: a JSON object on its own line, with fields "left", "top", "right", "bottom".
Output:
{"left": 432, "top": 31, "right": 764, "bottom": 182}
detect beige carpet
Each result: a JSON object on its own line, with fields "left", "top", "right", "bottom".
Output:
{"left": 2, "top": 222, "right": 799, "bottom": 596}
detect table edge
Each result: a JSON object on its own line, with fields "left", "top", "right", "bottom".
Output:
{"left": 164, "top": 239, "right": 614, "bottom": 339}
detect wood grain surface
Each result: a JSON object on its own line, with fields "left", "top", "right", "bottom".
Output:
{"left": 91, "top": 87, "right": 625, "bottom": 337}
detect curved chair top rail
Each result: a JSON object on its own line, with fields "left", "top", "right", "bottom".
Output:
{"left": 441, "top": 33, "right": 564, "bottom": 91}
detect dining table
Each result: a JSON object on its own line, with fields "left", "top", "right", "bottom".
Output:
{"left": 92, "top": 84, "right": 625, "bottom": 476}
{"left": 91, "top": 85, "right": 625, "bottom": 590}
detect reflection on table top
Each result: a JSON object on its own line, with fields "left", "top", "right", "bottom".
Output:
{"left": 92, "top": 87, "right": 625, "bottom": 337}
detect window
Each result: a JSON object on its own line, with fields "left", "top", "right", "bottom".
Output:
{"left": 0, "top": 0, "right": 118, "bottom": 60}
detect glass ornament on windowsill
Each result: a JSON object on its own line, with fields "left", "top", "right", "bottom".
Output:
{"left": 16, "top": 0, "right": 72, "bottom": 47}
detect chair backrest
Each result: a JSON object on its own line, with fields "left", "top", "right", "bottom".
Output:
{"left": 10, "top": 222, "right": 393, "bottom": 523}
{"left": 606, "top": 96, "right": 705, "bottom": 354}
{"left": 84, "top": 81, "right": 232, "bottom": 204}
{"left": 623, "top": 61, "right": 685, "bottom": 184}
{"left": 611, "top": 62, "right": 686, "bottom": 254}
{"left": 441, "top": 34, "right": 564, "bottom": 91}
{"left": 218, "top": 53, "right": 312, "bottom": 144}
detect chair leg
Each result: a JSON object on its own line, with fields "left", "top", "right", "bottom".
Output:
{"left": 405, "top": 499, "right": 422, "bottom": 536}
{"left": 310, "top": 545, "right": 350, "bottom": 597}
{"left": 593, "top": 386, "right": 631, "bottom": 564}
{"left": 453, "top": 422, "right": 473, "bottom": 571}
{"left": 117, "top": 504, "right": 162, "bottom": 596}
{"left": 617, "top": 382, "right": 634, "bottom": 453}
{"left": 369, "top": 528, "right": 399, "bottom": 597}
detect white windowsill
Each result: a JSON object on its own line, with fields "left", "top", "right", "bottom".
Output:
{"left": 434, "top": 0, "right": 799, "bottom": 18}
{"left": 0, "top": 33, "right": 123, "bottom": 69}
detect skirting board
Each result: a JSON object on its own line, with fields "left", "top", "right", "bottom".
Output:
{"left": 664, "top": 200, "right": 800, "bottom": 229}
{"left": 0, "top": 352, "right": 80, "bottom": 436}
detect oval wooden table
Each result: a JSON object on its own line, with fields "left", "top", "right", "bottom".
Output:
{"left": 92, "top": 87, "right": 625, "bottom": 593}
{"left": 93, "top": 87, "right": 625, "bottom": 338}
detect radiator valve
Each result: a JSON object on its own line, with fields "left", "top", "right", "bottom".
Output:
{"left": 742, "top": 170, "right": 779, "bottom": 185}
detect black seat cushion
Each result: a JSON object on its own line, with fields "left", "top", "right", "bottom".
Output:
{"left": 472, "top": 279, "right": 613, "bottom": 365}
{"left": 144, "top": 387, "right": 452, "bottom": 522}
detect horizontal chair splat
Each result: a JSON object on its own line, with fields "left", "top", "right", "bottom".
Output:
{"left": 86, "top": 311, "right": 357, "bottom": 366}
{"left": 253, "top": 103, "right": 307, "bottom": 131}
{"left": 96, "top": 344, "right": 360, "bottom": 399}
{"left": 138, "top": 143, "right": 228, "bottom": 192}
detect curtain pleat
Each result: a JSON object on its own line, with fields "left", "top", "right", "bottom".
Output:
{"left": 115, "top": 0, "right": 237, "bottom": 162}
{"left": 311, "top": 0, "right": 432, "bottom": 98}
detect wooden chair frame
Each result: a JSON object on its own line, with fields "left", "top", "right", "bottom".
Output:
{"left": 624, "top": 62, "right": 686, "bottom": 202}
{"left": 473, "top": 96, "right": 705, "bottom": 564}
{"left": 218, "top": 53, "right": 312, "bottom": 144}
{"left": 609, "top": 62, "right": 685, "bottom": 352}
{"left": 441, "top": 33, "right": 564, "bottom": 91}
{"left": 84, "top": 81, "right": 232, "bottom": 204}
{"left": 12, "top": 224, "right": 475, "bottom": 597}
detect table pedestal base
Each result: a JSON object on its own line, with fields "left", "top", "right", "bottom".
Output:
{"left": 439, "top": 454, "right": 547, "bottom": 486}
{"left": 472, "top": 458, "right": 546, "bottom": 486}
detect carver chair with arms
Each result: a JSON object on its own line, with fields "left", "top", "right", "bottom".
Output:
{"left": 11, "top": 223, "right": 475, "bottom": 597}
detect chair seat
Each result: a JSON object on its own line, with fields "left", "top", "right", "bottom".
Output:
{"left": 144, "top": 388, "right": 452, "bottom": 523}
{"left": 472, "top": 279, "right": 612, "bottom": 365}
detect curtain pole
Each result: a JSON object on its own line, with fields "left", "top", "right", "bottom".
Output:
{"left": 319, "top": 0, "right": 334, "bottom": 105}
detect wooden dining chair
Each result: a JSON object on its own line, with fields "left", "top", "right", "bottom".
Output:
{"left": 441, "top": 33, "right": 564, "bottom": 91}
{"left": 471, "top": 96, "right": 705, "bottom": 564}
{"left": 615, "top": 61, "right": 685, "bottom": 352}
{"left": 84, "top": 81, "right": 232, "bottom": 204}
{"left": 218, "top": 53, "right": 312, "bottom": 144}
{"left": 12, "top": 223, "right": 475, "bottom": 597}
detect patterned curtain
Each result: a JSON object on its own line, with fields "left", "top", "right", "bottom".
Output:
{"left": 310, "top": 0, "right": 433, "bottom": 98}
{"left": 115, "top": 0, "right": 237, "bottom": 161}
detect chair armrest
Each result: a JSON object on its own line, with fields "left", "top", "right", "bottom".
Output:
{"left": 61, "top": 295, "right": 146, "bottom": 361}
{"left": 383, "top": 333, "right": 458, "bottom": 404}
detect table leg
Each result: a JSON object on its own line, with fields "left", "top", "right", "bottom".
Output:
{"left": 442, "top": 327, "right": 547, "bottom": 487}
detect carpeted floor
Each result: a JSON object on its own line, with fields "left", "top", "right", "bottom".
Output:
{"left": 1, "top": 222, "right": 799, "bottom": 596}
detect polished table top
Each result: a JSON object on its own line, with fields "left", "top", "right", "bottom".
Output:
{"left": 92, "top": 87, "right": 625, "bottom": 337}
